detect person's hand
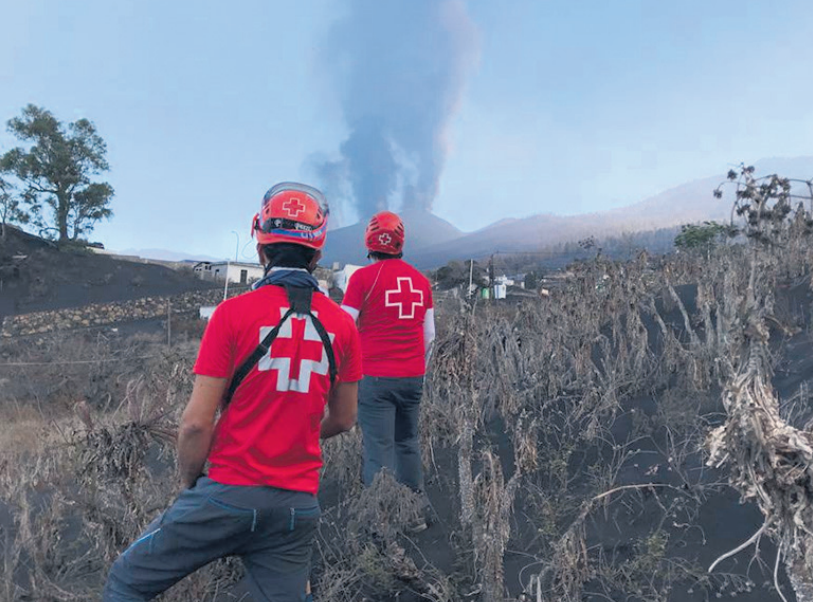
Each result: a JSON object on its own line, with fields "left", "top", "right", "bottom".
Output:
{"left": 179, "top": 473, "right": 201, "bottom": 491}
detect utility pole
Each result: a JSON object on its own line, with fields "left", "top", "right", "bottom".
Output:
{"left": 223, "top": 260, "right": 230, "bottom": 301}
{"left": 231, "top": 230, "right": 239, "bottom": 261}
{"left": 468, "top": 259, "right": 474, "bottom": 298}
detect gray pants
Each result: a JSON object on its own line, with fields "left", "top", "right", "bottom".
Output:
{"left": 358, "top": 375, "right": 424, "bottom": 491}
{"left": 103, "top": 476, "right": 319, "bottom": 601}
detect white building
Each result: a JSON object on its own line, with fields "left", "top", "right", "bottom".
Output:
{"left": 199, "top": 305, "right": 217, "bottom": 320}
{"left": 333, "top": 264, "right": 364, "bottom": 292}
{"left": 195, "top": 261, "right": 264, "bottom": 285}
{"left": 495, "top": 274, "right": 527, "bottom": 290}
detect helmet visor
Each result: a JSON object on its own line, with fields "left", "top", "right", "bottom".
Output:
{"left": 263, "top": 182, "right": 329, "bottom": 217}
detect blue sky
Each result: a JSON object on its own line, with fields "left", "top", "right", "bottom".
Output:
{"left": 2, "top": 0, "right": 812, "bottom": 258}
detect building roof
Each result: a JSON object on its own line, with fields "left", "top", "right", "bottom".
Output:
{"left": 208, "top": 261, "right": 264, "bottom": 268}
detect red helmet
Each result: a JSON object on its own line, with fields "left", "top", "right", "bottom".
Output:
{"left": 252, "top": 182, "right": 329, "bottom": 250}
{"left": 365, "top": 211, "right": 405, "bottom": 255}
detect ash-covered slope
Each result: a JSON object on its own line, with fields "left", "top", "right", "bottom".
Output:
{"left": 0, "top": 226, "right": 217, "bottom": 323}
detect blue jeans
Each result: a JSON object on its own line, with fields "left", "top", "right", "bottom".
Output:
{"left": 358, "top": 376, "right": 424, "bottom": 491}
{"left": 103, "top": 477, "right": 319, "bottom": 601}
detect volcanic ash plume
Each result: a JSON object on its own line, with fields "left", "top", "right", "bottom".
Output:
{"left": 319, "top": 0, "right": 479, "bottom": 221}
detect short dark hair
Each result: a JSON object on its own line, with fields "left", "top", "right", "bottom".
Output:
{"left": 262, "top": 243, "right": 317, "bottom": 271}
{"left": 368, "top": 251, "right": 403, "bottom": 261}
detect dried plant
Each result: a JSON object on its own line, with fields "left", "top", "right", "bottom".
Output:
{"left": 472, "top": 450, "right": 521, "bottom": 601}
{"left": 706, "top": 165, "right": 813, "bottom": 602}
{"left": 8, "top": 167, "right": 813, "bottom": 600}
{"left": 313, "top": 471, "right": 453, "bottom": 602}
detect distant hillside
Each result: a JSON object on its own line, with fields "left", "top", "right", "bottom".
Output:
{"left": 407, "top": 157, "right": 813, "bottom": 268}
{"left": 322, "top": 208, "right": 463, "bottom": 266}
{"left": 482, "top": 226, "right": 682, "bottom": 276}
{"left": 118, "top": 248, "right": 223, "bottom": 263}
{"left": 94, "top": 157, "right": 813, "bottom": 274}
{"left": 0, "top": 227, "right": 217, "bottom": 322}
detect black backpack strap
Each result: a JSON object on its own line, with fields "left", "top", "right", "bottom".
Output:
{"left": 223, "top": 305, "right": 295, "bottom": 406}
{"left": 309, "top": 311, "right": 338, "bottom": 385}
{"left": 222, "top": 286, "right": 338, "bottom": 409}
{"left": 286, "top": 285, "right": 313, "bottom": 314}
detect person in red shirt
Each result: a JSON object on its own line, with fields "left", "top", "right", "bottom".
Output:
{"left": 341, "top": 211, "right": 435, "bottom": 499}
{"left": 104, "top": 183, "right": 361, "bottom": 602}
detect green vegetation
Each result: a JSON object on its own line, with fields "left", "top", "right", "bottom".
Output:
{"left": 433, "top": 259, "right": 487, "bottom": 290}
{"left": 0, "top": 104, "right": 114, "bottom": 243}
{"left": 0, "top": 172, "right": 28, "bottom": 239}
{"left": 674, "top": 221, "right": 728, "bottom": 251}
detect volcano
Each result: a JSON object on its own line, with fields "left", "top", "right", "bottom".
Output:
{"left": 323, "top": 157, "right": 813, "bottom": 270}
{"left": 322, "top": 208, "right": 463, "bottom": 266}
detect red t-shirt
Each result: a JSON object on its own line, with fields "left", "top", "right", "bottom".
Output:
{"left": 342, "top": 259, "right": 433, "bottom": 378}
{"left": 193, "top": 285, "right": 362, "bottom": 494}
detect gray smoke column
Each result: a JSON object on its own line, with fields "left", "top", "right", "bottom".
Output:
{"left": 320, "top": 0, "right": 479, "bottom": 220}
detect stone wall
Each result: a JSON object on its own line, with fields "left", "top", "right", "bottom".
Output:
{"left": 1, "top": 286, "right": 250, "bottom": 338}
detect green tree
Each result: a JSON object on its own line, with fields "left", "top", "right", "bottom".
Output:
{"left": 1, "top": 105, "right": 113, "bottom": 242}
{"left": 434, "top": 259, "right": 487, "bottom": 291}
{"left": 524, "top": 270, "right": 541, "bottom": 290}
{"left": 673, "top": 221, "right": 727, "bottom": 252}
{"left": 0, "top": 172, "right": 29, "bottom": 240}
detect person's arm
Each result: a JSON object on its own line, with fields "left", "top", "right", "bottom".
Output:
{"left": 177, "top": 375, "right": 228, "bottom": 489}
{"left": 424, "top": 307, "right": 436, "bottom": 365}
{"left": 340, "top": 270, "right": 364, "bottom": 323}
{"left": 341, "top": 305, "right": 360, "bottom": 322}
{"left": 320, "top": 380, "right": 358, "bottom": 439}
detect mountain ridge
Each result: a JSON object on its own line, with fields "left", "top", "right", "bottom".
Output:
{"left": 322, "top": 208, "right": 463, "bottom": 266}
{"left": 322, "top": 156, "right": 813, "bottom": 268}
{"left": 117, "top": 248, "right": 224, "bottom": 263}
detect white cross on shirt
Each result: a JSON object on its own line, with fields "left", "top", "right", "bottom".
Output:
{"left": 384, "top": 277, "right": 424, "bottom": 320}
